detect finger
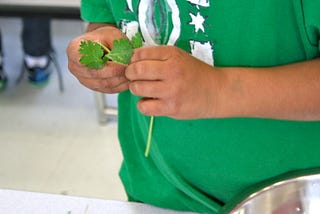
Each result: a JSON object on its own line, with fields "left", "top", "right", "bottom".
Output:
{"left": 129, "top": 80, "right": 167, "bottom": 98}
{"left": 67, "top": 26, "right": 126, "bottom": 62}
{"left": 77, "top": 75, "right": 129, "bottom": 93}
{"left": 131, "top": 46, "right": 175, "bottom": 62}
{"left": 84, "top": 26, "right": 127, "bottom": 49}
{"left": 100, "top": 81, "right": 129, "bottom": 94}
{"left": 66, "top": 37, "right": 83, "bottom": 65}
{"left": 72, "top": 26, "right": 126, "bottom": 52}
{"left": 69, "top": 60, "right": 126, "bottom": 79}
{"left": 87, "top": 62, "right": 127, "bottom": 79}
{"left": 137, "top": 98, "right": 166, "bottom": 117}
{"left": 91, "top": 81, "right": 129, "bottom": 94}
{"left": 126, "top": 60, "right": 166, "bottom": 81}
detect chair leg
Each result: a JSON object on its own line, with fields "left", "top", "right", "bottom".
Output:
{"left": 94, "top": 92, "right": 118, "bottom": 125}
{"left": 49, "top": 52, "right": 64, "bottom": 93}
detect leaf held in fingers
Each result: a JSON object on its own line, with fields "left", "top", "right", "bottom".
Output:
{"left": 106, "top": 38, "right": 133, "bottom": 65}
{"left": 79, "top": 40, "right": 108, "bottom": 69}
{"left": 78, "top": 32, "right": 144, "bottom": 68}
{"left": 131, "top": 32, "right": 144, "bottom": 49}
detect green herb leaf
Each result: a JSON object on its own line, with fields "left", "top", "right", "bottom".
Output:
{"left": 79, "top": 40, "right": 108, "bottom": 69}
{"left": 79, "top": 32, "right": 144, "bottom": 69}
{"left": 131, "top": 32, "right": 143, "bottom": 49}
{"left": 106, "top": 38, "right": 133, "bottom": 65}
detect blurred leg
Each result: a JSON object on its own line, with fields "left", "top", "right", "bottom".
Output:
{"left": 21, "top": 17, "right": 53, "bottom": 86}
{"left": 22, "top": 17, "right": 52, "bottom": 56}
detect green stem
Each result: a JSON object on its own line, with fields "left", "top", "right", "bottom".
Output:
{"left": 97, "top": 41, "right": 111, "bottom": 53}
{"left": 145, "top": 116, "right": 154, "bottom": 157}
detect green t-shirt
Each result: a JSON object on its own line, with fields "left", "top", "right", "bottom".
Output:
{"left": 81, "top": 0, "right": 320, "bottom": 213}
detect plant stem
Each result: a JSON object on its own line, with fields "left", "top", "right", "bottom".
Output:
{"left": 145, "top": 116, "right": 154, "bottom": 157}
{"left": 97, "top": 41, "right": 111, "bottom": 53}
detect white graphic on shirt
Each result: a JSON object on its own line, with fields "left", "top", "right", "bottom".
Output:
{"left": 190, "top": 40, "right": 214, "bottom": 65}
{"left": 121, "top": 20, "right": 139, "bottom": 40}
{"left": 126, "top": 0, "right": 134, "bottom": 12}
{"left": 138, "top": 0, "right": 180, "bottom": 46}
{"left": 189, "top": 12, "right": 205, "bottom": 33}
{"left": 124, "top": 0, "right": 214, "bottom": 65}
{"left": 187, "top": 0, "right": 210, "bottom": 7}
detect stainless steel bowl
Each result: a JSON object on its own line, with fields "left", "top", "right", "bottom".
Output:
{"left": 221, "top": 170, "right": 320, "bottom": 214}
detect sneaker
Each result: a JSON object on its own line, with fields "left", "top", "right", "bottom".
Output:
{"left": 0, "top": 68, "right": 7, "bottom": 91}
{"left": 24, "top": 55, "right": 51, "bottom": 87}
{"left": 0, "top": 54, "right": 7, "bottom": 91}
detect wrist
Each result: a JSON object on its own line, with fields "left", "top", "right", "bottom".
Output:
{"left": 209, "top": 67, "right": 251, "bottom": 119}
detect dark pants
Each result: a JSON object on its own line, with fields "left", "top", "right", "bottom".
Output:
{"left": 22, "top": 17, "right": 52, "bottom": 56}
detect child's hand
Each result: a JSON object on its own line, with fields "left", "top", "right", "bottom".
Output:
{"left": 126, "top": 46, "right": 221, "bottom": 119}
{"left": 66, "top": 25, "right": 129, "bottom": 93}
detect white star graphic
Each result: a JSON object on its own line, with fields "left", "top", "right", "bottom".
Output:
{"left": 189, "top": 12, "right": 205, "bottom": 33}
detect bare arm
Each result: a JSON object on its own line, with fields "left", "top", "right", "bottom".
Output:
{"left": 126, "top": 46, "right": 320, "bottom": 121}
{"left": 68, "top": 24, "right": 320, "bottom": 121}
{"left": 215, "top": 58, "right": 320, "bottom": 121}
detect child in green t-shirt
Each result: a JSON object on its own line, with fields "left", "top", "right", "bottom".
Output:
{"left": 67, "top": 1, "right": 320, "bottom": 213}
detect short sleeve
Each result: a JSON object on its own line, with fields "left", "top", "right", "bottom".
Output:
{"left": 80, "top": 0, "right": 116, "bottom": 24}
{"left": 302, "top": 0, "right": 320, "bottom": 52}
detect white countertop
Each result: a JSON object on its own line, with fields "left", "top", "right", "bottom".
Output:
{"left": 0, "top": 189, "right": 196, "bottom": 214}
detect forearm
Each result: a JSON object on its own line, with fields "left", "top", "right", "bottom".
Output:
{"left": 214, "top": 58, "right": 320, "bottom": 121}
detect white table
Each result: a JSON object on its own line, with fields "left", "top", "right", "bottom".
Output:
{"left": 0, "top": 189, "right": 197, "bottom": 214}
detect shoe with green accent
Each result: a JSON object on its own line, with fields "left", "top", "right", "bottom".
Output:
{"left": 0, "top": 71, "right": 8, "bottom": 92}
{"left": 0, "top": 66, "right": 7, "bottom": 91}
{"left": 25, "top": 59, "right": 51, "bottom": 87}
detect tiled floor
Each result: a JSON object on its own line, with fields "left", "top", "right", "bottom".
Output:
{"left": 0, "top": 17, "right": 126, "bottom": 201}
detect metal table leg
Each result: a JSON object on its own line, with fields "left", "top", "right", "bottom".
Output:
{"left": 94, "top": 92, "right": 118, "bottom": 125}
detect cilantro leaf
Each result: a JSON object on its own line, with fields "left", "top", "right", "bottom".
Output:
{"left": 79, "top": 40, "right": 108, "bottom": 69}
{"left": 106, "top": 38, "right": 133, "bottom": 65}
{"left": 78, "top": 32, "right": 143, "bottom": 68}
{"left": 131, "top": 32, "right": 143, "bottom": 49}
